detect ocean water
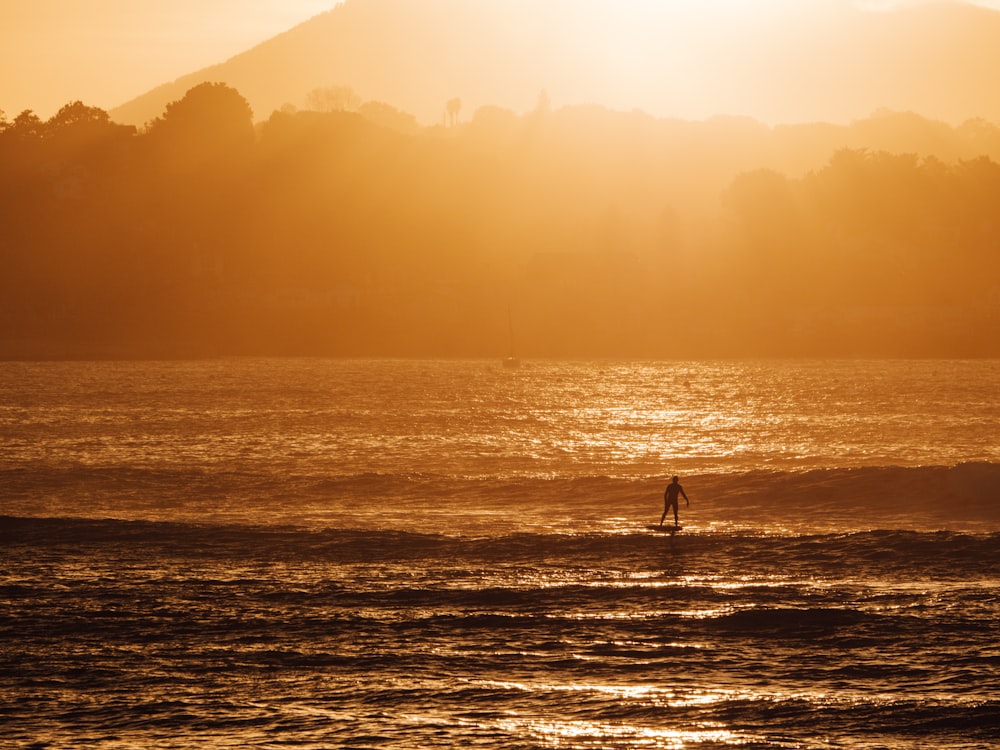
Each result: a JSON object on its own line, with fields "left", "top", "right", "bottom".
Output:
{"left": 2, "top": 359, "right": 999, "bottom": 749}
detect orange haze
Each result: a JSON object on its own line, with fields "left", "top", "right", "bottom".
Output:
{"left": 1, "top": 0, "right": 999, "bottom": 359}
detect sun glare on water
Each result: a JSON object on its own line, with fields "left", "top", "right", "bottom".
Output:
{"left": 468, "top": 681, "right": 759, "bottom": 746}
{"left": 502, "top": 719, "right": 748, "bottom": 748}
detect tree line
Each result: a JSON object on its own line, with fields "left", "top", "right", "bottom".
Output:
{"left": 1, "top": 83, "right": 998, "bottom": 358}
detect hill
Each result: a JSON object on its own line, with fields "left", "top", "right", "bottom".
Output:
{"left": 111, "top": 0, "right": 1000, "bottom": 128}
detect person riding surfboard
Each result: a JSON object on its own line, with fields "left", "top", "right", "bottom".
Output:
{"left": 660, "top": 475, "right": 689, "bottom": 528}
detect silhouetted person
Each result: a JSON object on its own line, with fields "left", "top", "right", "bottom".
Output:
{"left": 660, "top": 475, "right": 689, "bottom": 527}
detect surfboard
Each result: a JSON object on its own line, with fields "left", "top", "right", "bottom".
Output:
{"left": 646, "top": 524, "right": 682, "bottom": 533}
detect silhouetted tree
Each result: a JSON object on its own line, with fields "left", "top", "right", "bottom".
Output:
{"left": 445, "top": 97, "right": 462, "bottom": 126}
{"left": 534, "top": 89, "right": 551, "bottom": 116}
{"left": 721, "top": 167, "right": 812, "bottom": 309}
{"left": 2, "top": 90, "right": 999, "bottom": 358}
{"left": 306, "top": 85, "right": 362, "bottom": 112}
{"left": 358, "top": 100, "right": 418, "bottom": 133}
{"left": 42, "top": 102, "right": 136, "bottom": 172}
{"left": 6, "top": 110, "right": 44, "bottom": 139}
{"left": 47, "top": 101, "right": 112, "bottom": 131}
{"left": 0, "top": 111, "right": 46, "bottom": 181}
{"left": 145, "top": 82, "right": 254, "bottom": 174}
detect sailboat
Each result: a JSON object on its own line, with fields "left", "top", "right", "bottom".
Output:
{"left": 503, "top": 305, "right": 520, "bottom": 368}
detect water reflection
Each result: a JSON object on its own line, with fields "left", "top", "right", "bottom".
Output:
{"left": 475, "top": 683, "right": 764, "bottom": 747}
{"left": 497, "top": 718, "right": 749, "bottom": 748}
{"left": 3, "top": 359, "right": 997, "bottom": 477}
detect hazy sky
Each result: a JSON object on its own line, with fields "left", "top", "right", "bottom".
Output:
{"left": 0, "top": 1, "right": 342, "bottom": 119}
{"left": 3, "top": 0, "right": 1000, "bottom": 121}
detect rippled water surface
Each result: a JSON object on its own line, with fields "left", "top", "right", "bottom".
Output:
{"left": 3, "top": 359, "right": 998, "bottom": 478}
{"left": 2, "top": 359, "right": 999, "bottom": 748}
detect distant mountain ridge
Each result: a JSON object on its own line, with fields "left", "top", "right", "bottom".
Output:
{"left": 111, "top": 0, "right": 1000, "bottom": 127}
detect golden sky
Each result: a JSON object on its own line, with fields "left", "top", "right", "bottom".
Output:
{"left": 2, "top": 0, "right": 1000, "bottom": 122}
{"left": 0, "top": 1, "right": 340, "bottom": 119}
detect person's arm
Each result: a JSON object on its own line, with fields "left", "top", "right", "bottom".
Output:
{"left": 682, "top": 488, "right": 689, "bottom": 506}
